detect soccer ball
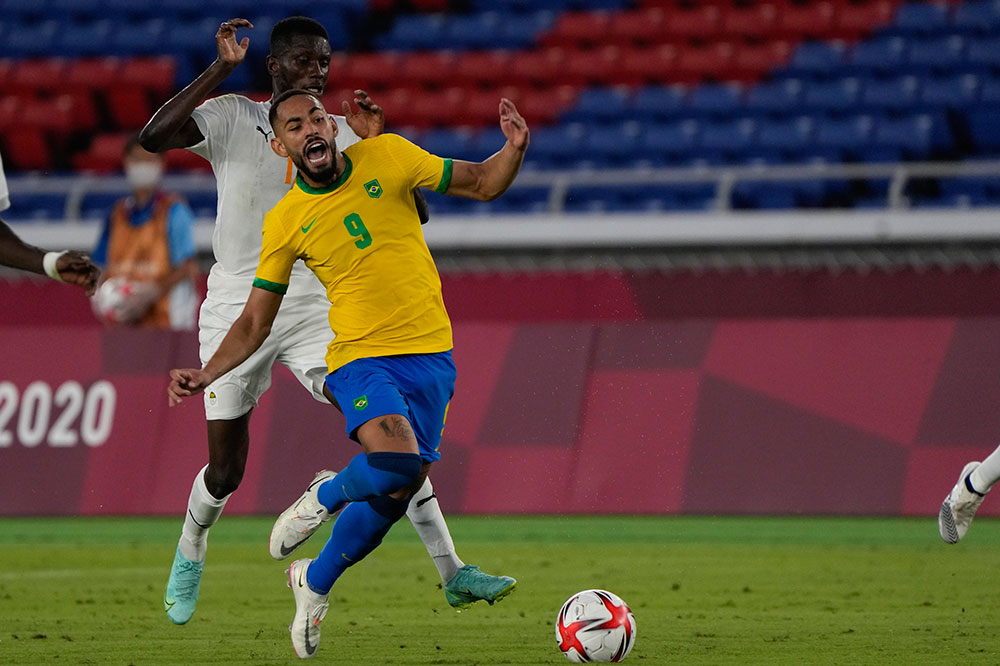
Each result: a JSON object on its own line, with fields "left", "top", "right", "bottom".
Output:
{"left": 555, "top": 589, "right": 636, "bottom": 663}
{"left": 90, "top": 276, "right": 159, "bottom": 325}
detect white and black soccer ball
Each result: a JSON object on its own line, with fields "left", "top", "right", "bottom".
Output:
{"left": 91, "top": 276, "right": 158, "bottom": 325}
{"left": 555, "top": 589, "right": 636, "bottom": 663}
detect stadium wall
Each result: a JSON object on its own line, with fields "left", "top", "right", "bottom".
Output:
{"left": 2, "top": 267, "right": 1000, "bottom": 517}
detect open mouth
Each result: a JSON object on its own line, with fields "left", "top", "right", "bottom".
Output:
{"left": 305, "top": 139, "right": 329, "bottom": 166}
{"left": 303, "top": 84, "right": 323, "bottom": 94}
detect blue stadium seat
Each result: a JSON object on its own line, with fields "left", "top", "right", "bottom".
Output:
{"left": 802, "top": 78, "right": 861, "bottom": 112}
{"left": 562, "top": 87, "right": 632, "bottom": 123}
{"left": 686, "top": 83, "right": 744, "bottom": 117}
{"left": 527, "top": 124, "right": 586, "bottom": 166}
{"left": 442, "top": 13, "right": 502, "bottom": 50}
{"left": 756, "top": 117, "right": 814, "bottom": 152}
{"left": 966, "top": 109, "right": 1000, "bottom": 153}
{"left": 890, "top": 1, "right": 951, "bottom": 35}
{"left": 420, "top": 129, "right": 477, "bottom": 161}
{"left": 59, "top": 19, "right": 117, "bottom": 57}
{"left": 980, "top": 76, "right": 1000, "bottom": 103}
{"left": 907, "top": 34, "right": 966, "bottom": 70}
{"left": 375, "top": 14, "right": 446, "bottom": 50}
{"left": 587, "top": 123, "right": 641, "bottom": 165}
{"left": 3, "top": 193, "right": 67, "bottom": 221}
{"left": 920, "top": 74, "right": 980, "bottom": 108}
{"left": 952, "top": 0, "right": 1000, "bottom": 34}
{"left": 636, "top": 121, "right": 700, "bottom": 164}
{"left": 698, "top": 119, "right": 755, "bottom": 156}
{"left": 861, "top": 76, "right": 920, "bottom": 110}
{"left": 783, "top": 41, "right": 847, "bottom": 78}
{"left": 109, "top": 18, "right": 168, "bottom": 57}
{"left": 493, "top": 11, "right": 556, "bottom": 49}
{"left": 630, "top": 86, "right": 687, "bottom": 121}
{"left": 816, "top": 115, "right": 874, "bottom": 152}
{"left": 4, "top": 20, "right": 58, "bottom": 57}
{"left": 966, "top": 35, "right": 1000, "bottom": 67}
{"left": 873, "top": 114, "right": 934, "bottom": 155}
{"left": 744, "top": 78, "right": 803, "bottom": 115}
{"left": 846, "top": 36, "right": 908, "bottom": 75}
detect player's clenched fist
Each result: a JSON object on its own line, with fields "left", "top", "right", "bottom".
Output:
{"left": 167, "top": 368, "right": 211, "bottom": 406}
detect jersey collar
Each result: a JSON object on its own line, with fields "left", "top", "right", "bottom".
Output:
{"left": 295, "top": 154, "right": 353, "bottom": 195}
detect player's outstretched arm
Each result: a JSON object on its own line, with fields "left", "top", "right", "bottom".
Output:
{"left": 444, "top": 98, "right": 529, "bottom": 201}
{"left": 167, "top": 285, "right": 281, "bottom": 406}
{"left": 140, "top": 18, "right": 254, "bottom": 152}
{"left": 0, "top": 220, "right": 100, "bottom": 294}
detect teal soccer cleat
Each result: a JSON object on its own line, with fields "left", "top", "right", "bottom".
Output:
{"left": 164, "top": 546, "right": 204, "bottom": 625}
{"left": 444, "top": 565, "right": 517, "bottom": 609}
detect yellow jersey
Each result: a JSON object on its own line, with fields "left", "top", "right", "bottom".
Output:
{"left": 254, "top": 133, "right": 454, "bottom": 373}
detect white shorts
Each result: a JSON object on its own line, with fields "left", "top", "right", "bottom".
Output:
{"left": 198, "top": 293, "right": 332, "bottom": 420}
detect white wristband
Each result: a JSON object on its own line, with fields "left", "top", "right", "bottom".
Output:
{"left": 42, "top": 251, "right": 68, "bottom": 282}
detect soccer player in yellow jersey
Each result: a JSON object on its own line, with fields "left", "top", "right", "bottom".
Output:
{"left": 168, "top": 88, "right": 528, "bottom": 659}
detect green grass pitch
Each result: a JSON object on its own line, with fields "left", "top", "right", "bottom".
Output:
{"left": 1, "top": 515, "right": 998, "bottom": 664}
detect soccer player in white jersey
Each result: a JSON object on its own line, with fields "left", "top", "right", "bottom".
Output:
{"left": 139, "top": 16, "right": 514, "bottom": 625}
{"left": 939, "top": 450, "right": 1000, "bottom": 543}
{"left": 0, "top": 153, "right": 100, "bottom": 291}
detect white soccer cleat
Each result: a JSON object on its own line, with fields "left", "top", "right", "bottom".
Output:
{"left": 270, "top": 470, "right": 336, "bottom": 560}
{"left": 287, "top": 559, "right": 329, "bottom": 659}
{"left": 939, "top": 461, "right": 987, "bottom": 544}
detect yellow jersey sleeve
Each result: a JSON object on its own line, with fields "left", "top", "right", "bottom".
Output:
{"left": 253, "top": 207, "right": 298, "bottom": 294}
{"left": 378, "top": 134, "right": 453, "bottom": 194}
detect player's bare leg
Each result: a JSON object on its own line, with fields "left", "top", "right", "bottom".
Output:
{"left": 165, "top": 414, "right": 251, "bottom": 624}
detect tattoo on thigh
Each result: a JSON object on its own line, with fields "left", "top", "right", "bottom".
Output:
{"left": 378, "top": 416, "right": 414, "bottom": 441}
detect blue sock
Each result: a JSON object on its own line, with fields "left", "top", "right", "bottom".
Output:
{"left": 306, "top": 495, "right": 410, "bottom": 594}
{"left": 317, "top": 452, "right": 421, "bottom": 513}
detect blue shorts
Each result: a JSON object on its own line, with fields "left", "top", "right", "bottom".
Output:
{"left": 324, "top": 351, "right": 456, "bottom": 463}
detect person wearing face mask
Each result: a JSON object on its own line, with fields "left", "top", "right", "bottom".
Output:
{"left": 91, "top": 134, "right": 199, "bottom": 328}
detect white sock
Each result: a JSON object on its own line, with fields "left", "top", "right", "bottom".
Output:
{"left": 970, "top": 445, "right": 1000, "bottom": 494}
{"left": 406, "top": 477, "right": 464, "bottom": 583}
{"left": 178, "top": 465, "right": 230, "bottom": 562}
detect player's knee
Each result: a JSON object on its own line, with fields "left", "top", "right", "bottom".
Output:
{"left": 367, "top": 494, "right": 411, "bottom": 522}
{"left": 366, "top": 451, "right": 423, "bottom": 496}
{"left": 204, "top": 462, "right": 244, "bottom": 497}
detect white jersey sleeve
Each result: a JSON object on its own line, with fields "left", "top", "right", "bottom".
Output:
{"left": 185, "top": 94, "right": 361, "bottom": 304}
{"left": 0, "top": 152, "right": 10, "bottom": 212}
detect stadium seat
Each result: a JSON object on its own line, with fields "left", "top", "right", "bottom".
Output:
{"left": 453, "top": 50, "right": 513, "bottom": 88}
{"left": 119, "top": 57, "right": 177, "bottom": 97}
{"left": 60, "top": 19, "right": 117, "bottom": 57}
{"left": 629, "top": 85, "right": 688, "bottom": 122}
{"left": 952, "top": 0, "right": 1000, "bottom": 34}
{"left": 834, "top": 0, "right": 897, "bottom": 40}
{"left": 663, "top": 5, "right": 720, "bottom": 41}
{"left": 744, "top": 78, "right": 803, "bottom": 115}
{"left": 873, "top": 114, "right": 935, "bottom": 156}
{"left": 890, "top": 1, "right": 951, "bottom": 36}
{"left": 541, "top": 10, "right": 612, "bottom": 49}
{"left": 587, "top": 123, "right": 641, "bottom": 165}
{"left": 980, "top": 76, "right": 1000, "bottom": 103}
{"left": 907, "top": 35, "right": 966, "bottom": 71}
{"left": 71, "top": 132, "right": 130, "bottom": 173}
{"left": 561, "top": 87, "right": 632, "bottom": 123}
{"left": 332, "top": 52, "right": 403, "bottom": 92}
{"left": 861, "top": 76, "right": 920, "bottom": 110}
{"left": 1, "top": 126, "right": 52, "bottom": 171}
{"left": 719, "top": 3, "right": 778, "bottom": 40}
{"left": 395, "top": 51, "right": 459, "bottom": 90}
{"left": 558, "top": 46, "right": 621, "bottom": 87}
{"left": 966, "top": 35, "right": 1000, "bottom": 68}
{"left": 636, "top": 121, "right": 700, "bottom": 163}
{"left": 674, "top": 43, "right": 735, "bottom": 84}
{"left": 528, "top": 124, "right": 586, "bottom": 166}
{"left": 784, "top": 41, "right": 848, "bottom": 78}
{"left": 846, "top": 36, "right": 908, "bottom": 75}
{"left": 8, "top": 58, "right": 68, "bottom": 95}
{"left": 3, "top": 192, "right": 67, "bottom": 221}
{"left": 698, "top": 119, "right": 756, "bottom": 157}
{"left": 493, "top": 12, "right": 557, "bottom": 50}
{"left": 963, "top": 109, "right": 1000, "bottom": 153}
{"left": 756, "top": 116, "right": 815, "bottom": 152}
{"left": 505, "top": 47, "right": 567, "bottom": 88}
{"left": 776, "top": 1, "right": 837, "bottom": 40}
{"left": 686, "top": 83, "right": 744, "bottom": 117}
{"left": 375, "top": 14, "right": 446, "bottom": 51}
{"left": 607, "top": 7, "right": 667, "bottom": 47}
{"left": 5, "top": 20, "right": 58, "bottom": 58}
{"left": 816, "top": 115, "right": 874, "bottom": 152}
{"left": 802, "top": 78, "right": 861, "bottom": 112}
{"left": 108, "top": 18, "right": 168, "bottom": 57}
{"left": 920, "top": 74, "right": 980, "bottom": 108}
{"left": 617, "top": 44, "right": 678, "bottom": 87}
{"left": 731, "top": 41, "right": 793, "bottom": 81}
{"left": 442, "top": 13, "right": 502, "bottom": 51}
{"left": 65, "top": 57, "right": 123, "bottom": 93}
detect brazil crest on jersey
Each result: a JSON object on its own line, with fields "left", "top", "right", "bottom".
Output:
{"left": 254, "top": 133, "right": 454, "bottom": 373}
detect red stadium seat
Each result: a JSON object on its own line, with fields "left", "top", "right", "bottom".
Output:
{"left": 65, "top": 57, "right": 123, "bottom": 92}
{"left": 3, "top": 125, "right": 54, "bottom": 171}
{"left": 509, "top": 84, "right": 577, "bottom": 126}
{"left": 395, "top": 51, "right": 459, "bottom": 90}
{"left": 505, "top": 47, "right": 567, "bottom": 88}
{"left": 71, "top": 132, "right": 129, "bottom": 173}
{"left": 776, "top": 1, "right": 837, "bottom": 40}
{"left": 731, "top": 41, "right": 793, "bottom": 82}
{"left": 332, "top": 52, "right": 402, "bottom": 92}
{"left": 460, "top": 87, "right": 521, "bottom": 127}
{"left": 9, "top": 58, "right": 68, "bottom": 95}
{"left": 558, "top": 46, "right": 622, "bottom": 87}
{"left": 453, "top": 50, "right": 514, "bottom": 88}
{"left": 540, "top": 11, "right": 613, "bottom": 49}
{"left": 674, "top": 42, "right": 735, "bottom": 84}
{"left": 618, "top": 44, "right": 679, "bottom": 87}
{"left": 607, "top": 8, "right": 668, "bottom": 47}
{"left": 119, "top": 57, "right": 177, "bottom": 97}
{"left": 105, "top": 88, "right": 153, "bottom": 130}
{"left": 720, "top": 3, "right": 779, "bottom": 40}
{"left": 833, "top": 0, "right": 898, "bottom": 40}
{"left": 663, "top": 5, "right": 721, "bottom": 42}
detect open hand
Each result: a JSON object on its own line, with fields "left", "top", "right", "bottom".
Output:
{"left": 499, "top": 98, "right": 529, "bottom": 151}
{"left": 342, "top": 90, "right": 385, "bottom": 139}
{"left": 216, "top": 18, "right": 252, "bottom": 67}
